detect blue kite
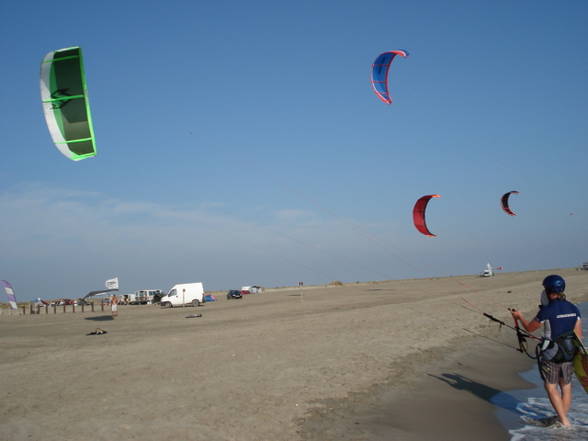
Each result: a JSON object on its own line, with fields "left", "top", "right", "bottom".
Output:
{"left": 371, "top": 50, "right": 409, "bottom": 104}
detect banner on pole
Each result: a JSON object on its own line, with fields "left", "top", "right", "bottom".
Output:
{"left": 105, "top": 277, "right": 119, "bottom": 290}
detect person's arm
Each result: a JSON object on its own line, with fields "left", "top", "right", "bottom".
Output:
{"left": 510, "top": 310, "right": 542, "bottom": 333}
{"left": 574, "top": 318, "right": 583, "bottom": 340}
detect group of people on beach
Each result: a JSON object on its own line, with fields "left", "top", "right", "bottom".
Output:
{"left": 510, "top": 274, "right": 583, "bottom": 428}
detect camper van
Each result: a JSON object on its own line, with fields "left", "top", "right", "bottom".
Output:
{"left": 160, "top": 283, "right": 204, "bottom": 308}
{"left": 133, "top": 289, "right": 162, "bottom": 304}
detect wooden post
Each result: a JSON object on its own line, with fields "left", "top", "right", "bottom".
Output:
{"left": 72, "top": 304, "right": 76, "bottom": 313}
{"left": 45, "top": 305, "right": 49, "bottom": 314}
{"left": 22, "top": 305, "right": 26, "bottom": 315}
{"left": 63, "top": 304, "right": 66, "bottom": 313}
{"left": 91, "top": 302, "right": 95, "bottom": 312}
{"left": 101, "top": 301, "right": 104, "bottom": 312}
{"left": 81, "top": 303, "right": 85, "bottom": 313}
{"left": 30, "top": 303, "right": 34, "bottom": 314}
{"left": 53, "top": 304, "right": 57, "bottom": 314}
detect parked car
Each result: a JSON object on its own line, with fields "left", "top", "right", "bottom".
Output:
{"left": 241, "top": 285, "right": 263, "bottom": 294}
{"left": 226, "top": 290, "right": 242, "bottom": 300}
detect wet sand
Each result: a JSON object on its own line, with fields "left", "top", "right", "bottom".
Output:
{"left": 299, "top": 328, "right": 535, "bottom": 441}
{"left": 1, "top": 268, "right": 587, "bottom": 441}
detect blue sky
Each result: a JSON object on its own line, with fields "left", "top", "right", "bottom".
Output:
{"left": 1, "top": 1, "right": 587, "bottom": 300}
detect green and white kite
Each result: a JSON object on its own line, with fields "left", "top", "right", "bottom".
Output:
{"left": 40, "top": 47, "right": 97, "bottom": 161}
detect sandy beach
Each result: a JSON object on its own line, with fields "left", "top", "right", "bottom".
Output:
{"left": 1, "top": 268, "right": 587, "bottom": 441}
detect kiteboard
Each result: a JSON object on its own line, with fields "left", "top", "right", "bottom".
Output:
{"left": 572, "top": 332, "right": 588, "bottom": 393}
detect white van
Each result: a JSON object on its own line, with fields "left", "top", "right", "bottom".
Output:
{"left": 160, "top": 283, "right": 204, "bottom": 308}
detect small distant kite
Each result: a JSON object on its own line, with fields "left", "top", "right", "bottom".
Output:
{"left": 40, "top": 46, "right": 97, "bottom": 161}
{"left": 413, "top": 194, "right": 440, "bottom": 237}
{"left": 501, "top": 191, "right": 519, "bottom": 216}
{"left": 1, "top": 280, "right": 18, "bottom": 310}
{"left": 371, "top": 50, "right": 409, "bottom": 104}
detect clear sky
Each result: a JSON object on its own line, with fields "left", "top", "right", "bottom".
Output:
{"left": 1, "top": 0, "right": 587, "bottom": 300}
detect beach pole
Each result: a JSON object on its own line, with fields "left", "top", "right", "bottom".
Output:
{"left": 53, "top": 304, "right": 56, "bottom": 314}
{"left": 91, "top": 303, "right": 95, "bottom": 312}
{"left": 45, "top": 305, "right": 48, "bottom": 314}
{"left": 72, "top": 304, "right": 75, "bottom": 313}
{"left": 81, "top": 303, "right": 85, "bottom": 313}
{"left": 22, "top": 305, "right": 26, "bottom": 315}
{"left": 63, "top": 304, "right": 66, "bottom": 313}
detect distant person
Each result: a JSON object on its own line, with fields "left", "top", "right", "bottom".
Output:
{"left": 510, "top": 275, "right": 583, "bottom": 427}
{"left": 111, "top": 295, "right": 119, "bottom": 317}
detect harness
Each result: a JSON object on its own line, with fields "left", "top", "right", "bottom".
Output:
{"left": 538, "top": 331, "right": 578, "bottom": 363}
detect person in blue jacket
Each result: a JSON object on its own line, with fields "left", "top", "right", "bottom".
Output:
{"left": 511, "top": 275, "right": 583, "bottom": 427}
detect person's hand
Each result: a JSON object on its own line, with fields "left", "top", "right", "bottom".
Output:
{"left": 510, "top": 308, "right": 522, "bottom": 321}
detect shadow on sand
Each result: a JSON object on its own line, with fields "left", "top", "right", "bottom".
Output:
{"left": 428, "top": 372, "right": 521, "bottom": 414}
{"left": 84, "top": 315, "right": 114, "bottom": 321}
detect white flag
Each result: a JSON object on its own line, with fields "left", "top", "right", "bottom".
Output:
{"left": 105, "top": 277, "right": 119, "bottom": 290}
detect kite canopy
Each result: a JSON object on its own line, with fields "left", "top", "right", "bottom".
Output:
{"left": 1, "top": 280, "right": 18, "bottom": 310}
{"left": 371, "top": 50, "right": 409, "bottom": 104}
{"left": 413, "top": 195, "right": 440, "bottom": 237}
{"left": 501, "top": 191, "right": 519, "bottom": 216}
{"left": 40, "top": 46, "right": 97, "bottom": 161}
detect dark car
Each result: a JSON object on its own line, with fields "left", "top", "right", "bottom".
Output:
{"left": 226, "top": 290, "right": 242, "bottom": 300}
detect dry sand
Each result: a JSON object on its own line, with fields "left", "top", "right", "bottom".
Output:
{"left": 1, "top": 269, "right": 587, "bottom": 441}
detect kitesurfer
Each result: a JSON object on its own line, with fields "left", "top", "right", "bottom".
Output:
{"left": 510, "top": 275, "right": 583, "bottom": 427}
